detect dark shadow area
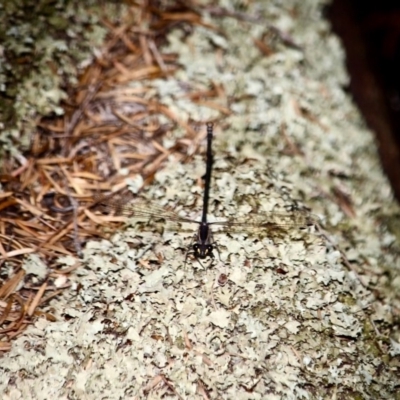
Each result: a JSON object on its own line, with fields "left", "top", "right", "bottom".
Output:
{"left": 327, "top": 0, "right": 400, "bottom": 202}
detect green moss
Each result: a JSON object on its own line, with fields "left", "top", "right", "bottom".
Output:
{"left": 0, "top": 0, "right": 123, "bottom": 160}
{"left": 338, "top": 293, "right": 357, "bottom": 307}
{"left": 175, "top": 335, "right": 185, "bottom": 350}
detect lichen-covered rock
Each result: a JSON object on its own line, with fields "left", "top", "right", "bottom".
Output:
{"left": 1, "top": 1, "right": 399, "bottom": 399}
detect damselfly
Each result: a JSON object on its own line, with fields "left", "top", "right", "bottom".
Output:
{"left": 94, "top": 123, "right": 318, "bottom": 264}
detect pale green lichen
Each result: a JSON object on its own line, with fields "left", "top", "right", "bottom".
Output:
{"left": 1, "top": 0, "right": 400, "bottom": 399}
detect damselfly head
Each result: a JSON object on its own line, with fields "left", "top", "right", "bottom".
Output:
{"left": 193, "top": 243, "right": 214, "bottom": 259}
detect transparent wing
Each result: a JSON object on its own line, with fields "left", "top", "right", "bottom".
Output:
{"left": 93, "top": 194, "right": 320, "bottom": 235}
{"left": 209, "top": 210, "right": 319, "bottom": 233}
{"left": 94, "top": 196, "right": 199, "bottom": 225}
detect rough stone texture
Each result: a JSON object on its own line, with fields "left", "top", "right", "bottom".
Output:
{"left": 1, "top": 1, "right": 400, "bottom": 399}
